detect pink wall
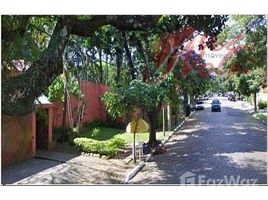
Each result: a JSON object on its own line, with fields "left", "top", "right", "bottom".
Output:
{"left": 53, "top": 81, "right": 109, "bottom": 128}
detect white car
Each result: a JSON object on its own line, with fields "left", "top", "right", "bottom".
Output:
{"left": 196, "top": 100, "right": 205, "bottom": 110}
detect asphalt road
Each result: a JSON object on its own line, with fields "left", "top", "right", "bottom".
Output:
{"left": 130, "top": 97, "right": 267, "bottom": 184}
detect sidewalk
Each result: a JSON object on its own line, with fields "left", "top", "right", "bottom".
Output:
{"left": 1, "top": 114, "right": 192, "bottom": 185}
{"left": 239, "top": 100, "right": 267, "bottom": 124}
{"left": 2, "top": 151, "right": 135, "bottom": 185}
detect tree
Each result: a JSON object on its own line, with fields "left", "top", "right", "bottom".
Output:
{"left": 219, "top": 15, "right": 267, "bottom": 111}
{"left": 103, "top": 74, "right": 178, "bottom": 146}
{"left": 2, "top": 15, "right": 160, "bottom": 115}
{"left": 2, "top": 15, "right": 227, "bottom": 116}
{"left": 238, "top": 69, "right": 264, "bottom": 112}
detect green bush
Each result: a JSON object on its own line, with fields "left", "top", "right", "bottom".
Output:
{"left": 83, "top": 119, "right": 125, "bottom": 130}
{"left": 53, "top": 127, "right": 72, "bottom": 143}
{"left": 73, "top": 137, "right": 126, "bottom": 157}
{"left": 256, "top": 113, "right": 267, "bottom": 122}
{"left": 83, "top": 120, "right": 104, "bottom": 129}
{"left": 107, "top": 138, "right": 125, "bottom": 149}
{"left": 91, "top": 127, "right": 101, "bottom": 138}
{"left": 258, "top": 100, "right": 267, "bottom": 109}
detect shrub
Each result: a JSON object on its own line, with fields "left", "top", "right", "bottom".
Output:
{"left": 73, "top": 137, "right": 126, "bottom": 158}
{"left": 256, "top": 113, "right": 267, "bottom": 122}
{"left": 107, "top": 138, "right": 125, "bottom": 149}
{"left": 53, "top": 127, "right": 72, "bottom": 143}
{"left": 258, "top": 100, "right": 267, "bottom": 109}
{"left": 91, "top": 127, "right": 101, "bottom": 138}
{"left": 83, "top": 119, "right": 125, "bottom": 130}
{"left": 83, "top": 120, "right": 105, "bottom": 130}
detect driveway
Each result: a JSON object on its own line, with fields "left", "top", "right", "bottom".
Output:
{"left": 130, "top": 97, "right": 267, "bottom": 184}
{"left": 2, "top": 151, "right": 134, "bottom": 185}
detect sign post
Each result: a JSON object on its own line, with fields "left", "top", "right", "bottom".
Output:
{"left": 133, "top": 131, "right": 136, "bottom": 163}
{"left": 127, "top": 117, "right": 149, "bottom": 164}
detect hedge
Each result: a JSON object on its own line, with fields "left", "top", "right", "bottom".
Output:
{"left": 73, "top": 137, "right": 125, "bottom": 157}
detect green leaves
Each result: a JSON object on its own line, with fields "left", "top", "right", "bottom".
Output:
{"left": 2, "top": 16, "right": 56, "bottom": 64}
{"left": 73, "top": 137, "right": 125, "bottom": 157}
{"left": 48, "top": 74, "right": 81, "bottom": 102}
{"left": 2, "top": 15, "right": 228, "bottom": 116}
{"left": 102, "top": 89, "right": 128, "bottom": 119}
{"left": 102, "top": 74, "right": 179, "bottom": 119}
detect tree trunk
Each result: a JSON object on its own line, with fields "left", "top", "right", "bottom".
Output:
{"left": 136, "top": 38, "right": 150, "bottom": 79}
{"left": 61, "top": 67, "right": 68, "bottom": 142}
{"left": 183, "top": 91, "right": 188, "bottom": 112}
{"left": 175, "top": 109, "right": 178, "bottom": 124}
{"left": 105, "top": 55, "right": 109, "bottom": 84}
{"left": 98, "top": 49, "right": 103, "bottom": 83}
{"left": 254, "top": 92, "right": 257, "bottom": 113}
{"left": 147, "top": 110, "right": 157, "bottom": 145}
{"left": 147, "top": 106, "right": 162, "bottom": 147}
{"left": 121, "top": 31, "right": 135, "bottom": 80}
{"left": 115, "top": 48, "right": 123, "bottom": 83}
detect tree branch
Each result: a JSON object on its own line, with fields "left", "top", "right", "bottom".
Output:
{"left": 2, "top": 16, "right": 73, "bottom": 115}
{"left": 2, "top": 15, "right": 31, "bottom": 42}
{"left": 69, "top": 15, "right": 160, "bottom": 37}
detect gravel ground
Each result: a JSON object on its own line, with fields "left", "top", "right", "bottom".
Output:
{"left": 130, "top": 97, "right": 267, "bottom": 184}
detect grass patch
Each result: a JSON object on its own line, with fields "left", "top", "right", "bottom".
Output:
{"left": 80, "top": 126, "right": 125, "bottom": 140}
{"left": 114, "top": 131, "right": 173, "bottom": 144}
{"left": 79, "top": 126, "right": 172, "bottom": 144}
{"left": 74, "top": 125, "right": 173, "bottom": 157}
{"left": 255, "top": 113, "right": 267, "bottom": 122}
{"left": 258, "top": 100, "right": 267, "bottom": 109}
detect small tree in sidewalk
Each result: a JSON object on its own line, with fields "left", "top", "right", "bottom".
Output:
{"left": 102, "top": 73, "right": 179, "bottom": 147}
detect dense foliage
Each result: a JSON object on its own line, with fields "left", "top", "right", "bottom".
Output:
{"left": 216, "top": 15, "right": 267, "bottom": 111}
{"left": 48, "top": 74, "right": 81, "bottom": 101}
{"left": 2, "top": 15, "right": 227, "bottom": 116}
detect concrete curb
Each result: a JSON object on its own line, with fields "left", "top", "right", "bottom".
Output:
{"left": 121, "top": 111, "right": 195, "bottom": 184}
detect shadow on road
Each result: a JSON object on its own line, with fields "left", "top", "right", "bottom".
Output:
{"left": 1, "top": 157, "right": 65, "bottom": 184}
{"left": 133, "top": 104, "right": 267, "bottom": 184}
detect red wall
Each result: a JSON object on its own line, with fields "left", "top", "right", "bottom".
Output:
{"left": 53, "top": 81, "right": 109, "bottom": 127}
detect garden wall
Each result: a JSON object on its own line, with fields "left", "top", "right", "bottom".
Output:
{"left": 1, "top": 114, "right": 33, "bottom": 167}
{"left": 53, "top": 81, "right": 109, "bottom": 128}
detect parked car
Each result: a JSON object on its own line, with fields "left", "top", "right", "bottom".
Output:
{"left": 196, "top": 100, "right": 205, "bottom": 110}
{"left": 204, "top": 95, "right": 209, "bottom": 100}
{"left": 237, "top": 96, "right": 244, "bottom": 101}
{"left": 228, "top": 94, "right": 236, "bottom": 101}
{"left": 211, "top": 99, "right": 221, "bottom": 112}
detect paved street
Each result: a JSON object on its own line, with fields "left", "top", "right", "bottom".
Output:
{"left": 131, "top": 97, "right": 267, "bottom": 184}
